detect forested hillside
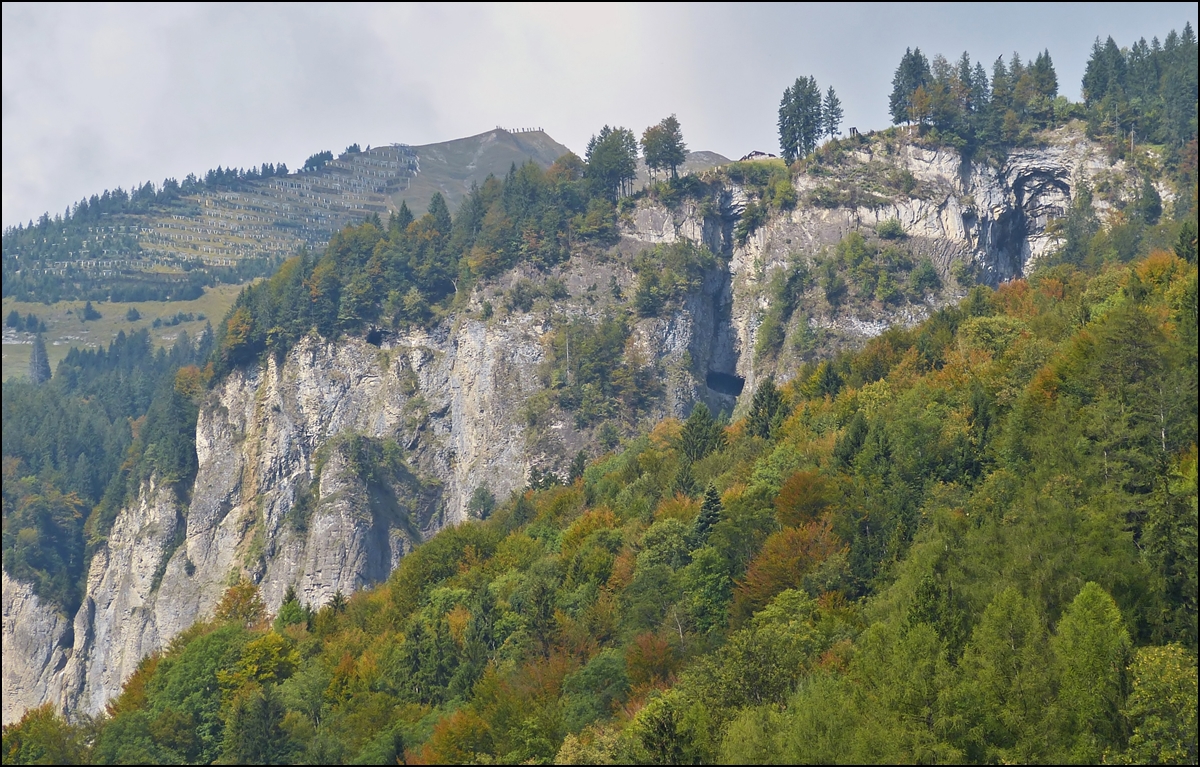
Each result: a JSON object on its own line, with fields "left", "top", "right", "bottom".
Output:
{"left": 2, "top": 21, "right": 1197, "bottom": 764}
{"left": 4, "top": 243, "right": 1195, "bottom": 764}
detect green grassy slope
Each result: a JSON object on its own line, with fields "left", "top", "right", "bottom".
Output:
{"left": 394, "top": 129, "right": 573, "bottom": 214}
{"left": 1, "top": 285, "right": 242, "bottom": 382}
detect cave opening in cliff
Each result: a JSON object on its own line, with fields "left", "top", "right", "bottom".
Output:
{"left": 706, "top": 371, "right": 745, "bottom": 396}
{"left": 365, "top": 327, "right": 384, "bottom": 346}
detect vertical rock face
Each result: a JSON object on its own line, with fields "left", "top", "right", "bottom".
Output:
{"left": 4, "top": 125, "right": 1137, "bottom": 724}
{"left": 2, "top": 572, "right": 71, "bottom": 726}
{"left": 56, "top": 319, "right": 554, "bottom": 718}
{"left": 692, "top": 126, "right": 1136, "bottom": 394}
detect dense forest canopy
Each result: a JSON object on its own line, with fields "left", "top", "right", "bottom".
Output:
{"left": 2, "top": 328, "right": 213, "bottom": 611}
{"left": 210, "top": 144, "right": 643, "bottom": 375}
{"left": 2, "top": 22, "right": 1198, "bottom": 765}
{"left": 5, "top": 245, "right": 1194, "bottom": 764}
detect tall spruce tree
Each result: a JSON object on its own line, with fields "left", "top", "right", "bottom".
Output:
{"left": 779, "top": 76, "right": 824, "bottom": 162}
{"left": 778, "top": 87, "right": 799, "bottom": 164}
{"left": 586, "top": 125, "right": 639, "bottom": 200}
{"left": 822, "top": 86, "right": 844, "bottom": 139}
{"left": 747, "top": 377, "right": 787, "bottom": 439}
{"left": 28, "top": 334, "right": 51, "bottom": 384}
{"left": 642, "top": 115, "right": 687, "bottom": 181}
{"left": 680, "top": 402, "right": 724, "bottom": 462}
{"left": 889, "top": 47, "right": 932, "bottom": 124}
{"left": 692, "top": 485, "right": 724, "bottom": 546}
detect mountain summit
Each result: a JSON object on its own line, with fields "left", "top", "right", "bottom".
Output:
{"left": 395, "top": 128, "right": 572, "bottom": 214}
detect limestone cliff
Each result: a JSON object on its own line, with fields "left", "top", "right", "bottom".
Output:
{"left": 3, "top": 124, "right": 1148, "bottom": 724}
{"left": 678, "top": 124, "right": 1147, "bottom": 395}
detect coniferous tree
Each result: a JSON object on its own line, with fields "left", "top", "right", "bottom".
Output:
{"left": 680, "top": 402, "right": 724, "bottom": 462}
{"left": 219, "top": 684, "right": 294, "bottom": 764}
{"left": 1058, "top": 180, "right": 1100, "bottom": 266}
{"left": 1049, "top": 583, "right": 1132, "bottom": 763}
{"left": 1031, "top": 50, "right": 1058, "bottom": 98}
{"left": 822, "top": 86, "right": 844, "bottom": 139}
{"left": 569, "top": 450, "right": 587, "bottom": 483}
{"left": 890, "top": 47, "right": 932, "bottom": 124}
{"left": 954, "top": 587, "right": 1053, "bottom": 762}
{"left": 778, "top": 87, "right": 799, "bottom": 164}
{"left": 586, "top": 126, "right": 638, "bottom": 200}
{"left": 28, "top": 334, "right": 51, "bottom": 384}
{"left": 642, "top": 115, "right": 687, "bottom": 181}
{"left": 747, "top": 377, "right": 787, "bottom": 439}
{"left": 672, "top": 461, "right": 698, "bottom": 498}
{"left": 1175, "top": 220, "right": 1198, "bottom": 264}
{"left": 427, "top": 193, "right": 452, "bottom": 238}
{"left": 692, "top": 485, "right": 723, "bottom": 546}
{"left": 391, "top": 200, "right": 414, "bottom": 233}
{"left": 779, "top": 76, "right": 824, "bottom": 162}
{"left": 796, "top": 77, "right": 823, "bottom": 157}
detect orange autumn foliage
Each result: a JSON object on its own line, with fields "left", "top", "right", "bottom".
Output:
{"left": 995, "top": 278, "right": 1037, "bottom": 318}
{"left": 732, "top": 516, "right": 845, "bottom": 621}
{"left": 409, "top": 708, "right": 492, "bottom": 764}
{"left": 655, "top": 493, "right": 700, "bottom": 523}
{"left": 774, "top": 470, "right": 830, "bottom": 527}
{"left": 625, "top": 632, "right": 679, "bottom": 689}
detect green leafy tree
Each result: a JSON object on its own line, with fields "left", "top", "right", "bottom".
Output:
{"left": 214, "top": 580, "right": 267, "bottom": 628}
{"left": 468, "top": 484, "right": 497, "bottom": 520}
{"left": 642, "top": 115, "right": 687, "bottom": 182}
{"left": 0, "top": 704, "right": 87, "bottom": 765}
{"left": 561, "top": 649, "right": 631, "bottom": 732}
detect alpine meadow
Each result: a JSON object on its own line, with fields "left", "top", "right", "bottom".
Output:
{"left": 2, "top": 12, "right": 1198, "bottom": 766}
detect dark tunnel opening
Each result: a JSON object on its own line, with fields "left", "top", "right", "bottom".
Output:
{"left": 706, "top": 371, "right": 745, "bottom": 396}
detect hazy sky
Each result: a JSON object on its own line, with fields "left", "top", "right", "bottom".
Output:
{"left": 3, "top": 2, "right": 1196, "bottom": 228}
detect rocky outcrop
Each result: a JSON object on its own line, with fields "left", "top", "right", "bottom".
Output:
{"left": 4, "top": 124, "right": 1140, "bottom": 724}
{"left": 21, "top": 285, "right": 718, "bottom": 719}
{"left": 693, "top": 124, "right": 1138, "bottom": 393}
{"left": 2, "top": 572, "right": 72, "bottom": 725}
{"left": 54, "top": 318, "right": 552, "bottom": 718}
